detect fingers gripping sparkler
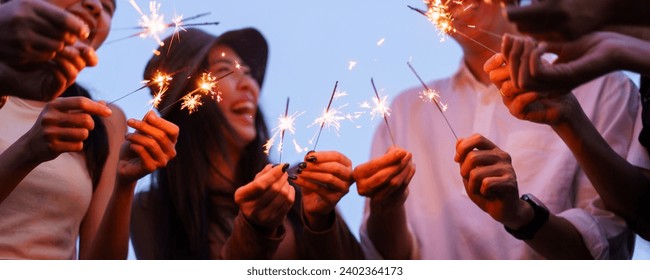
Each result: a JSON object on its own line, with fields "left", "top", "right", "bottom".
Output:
{"left": 407, "top": 61, "right": 458, "bottom": 140}
{"left": 370, "top": 78, "right": 397, "bottom": 146}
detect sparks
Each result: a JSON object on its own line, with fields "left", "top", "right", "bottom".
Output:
{"left": 407, "top": 61, "right": 458, "bottom": 140}
{"left": 189, "top": 72, "right": 221, "bottom": 102}
{"left": 309, "top": 81, "right": 345, "bottom": 150}
{"left": 377, "top": 38, "right": 386, "bottom": 46}
{"left": 348, "top": 61, "right": 358, "bottom": 71}
{"left": 263, "top": 98, "right": 305, "bottom": 161}
{"left": 419, "top": 88, "right": 448, "bottom": 111}
{"left": 370, "top": 78, "right": 396, "bottom": 146}
{"left": 180, "top": 94, "right": 203, "bottom": 114}
{"left": 129, "top": 0, "right": 167, "bottom": 46}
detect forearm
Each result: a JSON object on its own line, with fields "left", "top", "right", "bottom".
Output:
{"left": 302, "top": 210, "right": 365, "bottom": 260}
{"left": 217, "top": 213, "right": 284, "bottom": 259}
{"left": 81, "top": 182, "right": 136, "bottom": 259}
{"left": 0, "top": 138, "right": 41, "bottom": 203}
{"left": 617, "top": 33, "right": 650, "bottom": 76}
{"left": 525, "top": 215, "right": 593, "bottom": 259}
{"left": 552, "top": 108, "right": 649, "bottom": 228}
{"left": 367, "top": 203, "right": 413, "bottom": 260}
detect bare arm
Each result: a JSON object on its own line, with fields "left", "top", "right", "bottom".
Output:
{"left": 355, "top": 147, "right": 416, "bottom": 259}
{"left": 80, "top": 111, "right": 179, "bottom": 259}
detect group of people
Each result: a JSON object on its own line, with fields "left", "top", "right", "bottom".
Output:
{"left": 1, "top": 0, "right": 649, "bottom": 260}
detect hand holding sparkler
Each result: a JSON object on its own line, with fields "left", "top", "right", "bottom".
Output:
{"left": 0, "top": 42, "right": 97, "bottom": 101}
{"left": 118, "top": 111, "right": 179, "bottom": 185}
{"left": 483, "top": 39, "right": 578, "bottom": 127}
{"left": 0, "top": 0, "right": 90, "bottom": 65}
{"left": 407, "top": 61, "right": 458, "bottom": 140}
{"left": 292, "top": 151, "right": 354, "bottom": 231}
{"left": 234, "top": 163, "right": 295, "bottom": 235}
{"left": 354, "top": 146, "right": 415, "bottom": 207}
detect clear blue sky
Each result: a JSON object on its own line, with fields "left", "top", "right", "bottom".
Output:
{"left": 78, "top": 0, "right": 648, "bottom": 259}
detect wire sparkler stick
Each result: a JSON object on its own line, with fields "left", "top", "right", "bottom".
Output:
{"left": 407, "top": 4, "right": 499, "bottom": 54}
{"left": 311, "top": 81, "right": 339, "bottom": 151}
{"left": 370, "top": 78, "right": 396, "bottom": 146}
{"left": 157, "top": 70, "right": 234, "bottom": 115}
{"left": 278, "top": 97, "right": 290, "bottom": 163}
{"left": 407, "top": 61, "right": 458, "bottom": 141}
{"left": 107, "top": 67, "right": 188, "bottom": 105}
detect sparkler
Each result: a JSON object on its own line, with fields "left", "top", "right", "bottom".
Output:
{"left": 407, "top": 61, "right": 458, "bottom": 140}
{"left": 263, "top": 98, "right": 305, "bottom": 162}
{"left": 408, "top": 1, "right": 499, "bottom": 54}
{"left": 108, "top": 70, "right": 175, "bottom": 105}
{"left": 106, "top": 2, "right": 219, "bottom": 46}
{"left": 310, "top": 81, "right": 341, "bottom": 151}
{"left": 157, "top": 70, "right": 234, "bottom": 115}
{"left": 370, "top": 78, "right": 397, "bottom": 146}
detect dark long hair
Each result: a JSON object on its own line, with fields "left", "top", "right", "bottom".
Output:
{"left": 142, "top": 29, "right": 270, "bottom": 259}
{"left": 61, "top": 83, "right": 109, "bottom": 189}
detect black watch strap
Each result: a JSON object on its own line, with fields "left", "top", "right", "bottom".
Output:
{"left": 504, "top": 194, "right": 550, "bottom": 240}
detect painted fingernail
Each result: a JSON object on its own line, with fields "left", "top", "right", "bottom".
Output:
{"left": 288, "top": 175, "right": 298, "bottom": 180}
{"left": 306, "top": 150, "right": 315, "bottom": 155}
{"left": 296, "top": 168, "right": 302, "bottom": 174}
{"left": 282, "top": 163, "right": 290, "bottom": 173}
{"left": 306, "top": 155, "right": 317, "bottom": 163}
{"left": 298, "top": 162, "right": 307, "bottom": 169}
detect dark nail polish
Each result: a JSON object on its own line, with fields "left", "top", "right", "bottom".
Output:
{"left": 296, "top": 168, "right": 302, "bottom": 174}
{"left": 282, "top": 163, "right": 290, "bottom": 173}
{"left": 306, "top": 150, "right": 315, "bottom": 155}
{"left": 288, "top": 175, "right": 298, "bottom": 180}
{"left": 298, "top": 162, "right": 307, "bottom": 169}
{"left": 306, "top": 155, "right": 317, "bottom": 163}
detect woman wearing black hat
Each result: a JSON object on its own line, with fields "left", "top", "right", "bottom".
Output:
{"left": 130, "top": 28, "right": 364, "bottom": 260}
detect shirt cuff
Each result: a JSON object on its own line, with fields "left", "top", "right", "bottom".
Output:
{"left": 557, "top": 208, "right": 609, "bottom": 259}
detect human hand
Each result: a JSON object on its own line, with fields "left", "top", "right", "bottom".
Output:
{"left": 292, "top": 151, "right": 354, "bottom": 230}
{"left": 497, "top": 33, "right": 629, "bottom": 93}
{"left": 117, "top": 112, "right": 179, "bottom": 185}
{"left": 484, "top": 43, "right": 580, "bottom": 126}
{"left": 354, "top": 147, "right": 415, "bottom": 208}
{"left": 21, "top": 96, "right": 112, "bottom": 163}
{"left": 234, "top": 164, "right": 296, "bottom": 234}
{"left": 0, "top": 42, "right": 98, "bottom": 101}
{"left": 454, "top": 134, "right": 531, "bottom": 228}
{"left": 504, "top": 0, "right": 616, "bottom": 41}
{"left": 0, "top": 0, "right": 89, "bottom": 65}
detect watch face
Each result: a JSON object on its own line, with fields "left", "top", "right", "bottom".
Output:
{"left": 523, "top": 193, "right": 548, "bottom": 211}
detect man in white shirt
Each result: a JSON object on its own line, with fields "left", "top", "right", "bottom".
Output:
{"left": 354, "top": 0, "right": 650, "bottom": 259}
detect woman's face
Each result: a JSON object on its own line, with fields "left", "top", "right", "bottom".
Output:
{"left": 52, "top": 0, "right": 116, "bottom": 49}
{"left": 208, "top": 44, "right": 260, "bottom": 147}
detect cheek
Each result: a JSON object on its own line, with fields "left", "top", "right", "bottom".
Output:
{"left": 93, "top": 16, "right": 112, "bottom": 48}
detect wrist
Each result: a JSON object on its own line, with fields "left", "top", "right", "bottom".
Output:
{"left": 502, "top": 198, "right": 534, "bottom": 230}
{"left": 303, "top": 209, "right": 335, "bottom": 232}
{"left": 504, "top": 194, "right": 550, "bottom": 240}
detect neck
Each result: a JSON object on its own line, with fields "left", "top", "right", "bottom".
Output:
{"left": 209, "top": 144, "right": 242, "bottom": 188}
{"left": 462, "top": 47, "right": 495, "bottom": 85}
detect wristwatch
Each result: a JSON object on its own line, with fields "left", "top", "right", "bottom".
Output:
{"left": 504, "top": 193, "right": 550, "bottom": 240}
